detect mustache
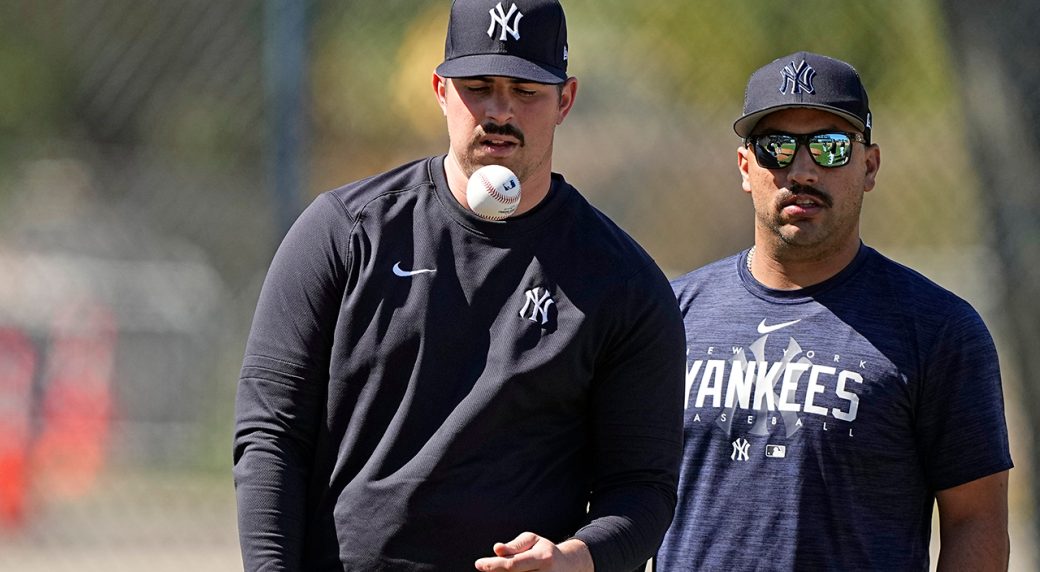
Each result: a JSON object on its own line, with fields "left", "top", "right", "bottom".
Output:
{"left": 479, "top": 122, "right": 525, "bottom": 146}
{"left": 783, "top": 183, "right": 833, "bottom": 208}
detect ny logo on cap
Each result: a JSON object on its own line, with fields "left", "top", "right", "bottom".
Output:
{"left": 488, "top": 2, "right": 523, "bottom": 41}
{"left": 779, "top": 60, "right": 816, "bottom": 95}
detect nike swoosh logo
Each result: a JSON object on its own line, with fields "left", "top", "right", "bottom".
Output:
{"left": 757, "top": 318, "right": 801, "bottom": 334}
{"left": 393, "top": 262, "right": 436, "bottom": 277}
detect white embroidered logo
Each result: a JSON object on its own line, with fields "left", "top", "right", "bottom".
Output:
{"left": 779, "top": 60, "right": 816, "bottom": 95}
{"left": 756, "top": 318, "right": 801, "bottom": 334}
{"left": 392, "top": 261, "right": 436, "bottom": 277}
{"left": 488, "top": 2, "right": 523, "bottom": 41}
{"left": 731, "top": 438, "right": 750, "bottom": 462}
{"left": 519, "top": 287, "right": 554, "bottom": 324}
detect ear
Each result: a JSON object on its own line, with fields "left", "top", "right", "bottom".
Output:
{"left": 863, "top": 144, "right": 881, "bottom": 193}
{"left": 738, "top": 144, "right": 753, "bottom": 194}
{"left": 555, "top": 77, "right": 578, "bottom": 125}
{"left": 433, "top": 73, "right": 448, "bottom": 116}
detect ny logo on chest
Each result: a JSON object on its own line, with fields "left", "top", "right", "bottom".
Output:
{"left": 520, "top": 287, "right": 555, "bottom": 325}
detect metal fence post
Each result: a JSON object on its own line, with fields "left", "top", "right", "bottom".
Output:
{"left": 265, "top": 0, "right": 310, "bottom": 241}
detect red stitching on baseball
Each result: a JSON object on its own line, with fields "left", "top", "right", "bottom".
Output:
{"left": 480, "top": 173, "right": 520, "bottom": 205}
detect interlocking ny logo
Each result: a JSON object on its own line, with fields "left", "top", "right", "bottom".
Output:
{"left": 488, "top": 2, "right": 523, "bottom": 41}
{"left": 731, "top": 438, "right": 751, "bottom": 462}
{"left": 779, "top": 60, "right": 816, "bottom": 95}
{"left": 519, "top": 287, "right": 554, "bottom": 324}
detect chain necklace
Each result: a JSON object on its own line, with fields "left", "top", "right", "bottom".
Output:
{"left": 746, "top": 245, "right": 755, "bottom": 272}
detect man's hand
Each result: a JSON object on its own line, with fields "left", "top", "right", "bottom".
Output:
{"left": 474, "top": 532, "right": 594, "bottom": 572}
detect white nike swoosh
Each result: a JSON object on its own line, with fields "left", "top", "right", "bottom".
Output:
{"left": 757, "top": 318, "right": 801, "bottom": 334}
{"left": 393, "top": 262, "right": 436, "bottom": 277}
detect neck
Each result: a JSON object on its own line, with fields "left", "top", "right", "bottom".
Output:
{"left": 443, "top": 153, "right": 553, "bottom": 217}
{"left": 748, "top": 238, "right": 861, "bottom": 290}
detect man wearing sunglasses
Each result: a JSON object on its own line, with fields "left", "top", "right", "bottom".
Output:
{"left": 656, "top": 52, "right": 1012, "bottom": 571}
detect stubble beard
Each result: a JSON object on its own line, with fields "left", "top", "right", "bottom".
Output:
{"left": 760, "top": 196, "right": 864, "bottom": 261}
{"left": 452, "top": 121, "right": 556, "bottom": 190}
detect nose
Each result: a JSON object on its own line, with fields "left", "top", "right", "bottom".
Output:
{"left": 786, "top": 144, "right": 820, "bottom": 186}
{"left": 484, "top": 88, "right": 514, "bottom": 125}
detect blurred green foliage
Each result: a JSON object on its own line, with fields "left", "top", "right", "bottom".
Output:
{"left": 581, "top": 1, "right": 958, "bottom": 112}
{"left": 0, "top": 0, "right": 981, "bottom": 264}
{"left": 0, "top": 6, "right": 72, "bottom": 140}
{"left": 0, "top": 1, "right": 961, "bottom": 176}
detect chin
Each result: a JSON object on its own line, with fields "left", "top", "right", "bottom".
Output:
{"left": 776, "top": 230, "right": 824, "bottom": 248}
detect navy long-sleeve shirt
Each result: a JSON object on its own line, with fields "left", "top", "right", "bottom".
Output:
{"left": 233, "top": 156, "right": 685, "bottom": 571}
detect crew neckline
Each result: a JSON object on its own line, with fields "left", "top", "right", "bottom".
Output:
{"left": 429, "top": 155, "right": 570, "bottom": 240}
{"left": 738, "top": 242, "right": 872, "bottom": 304}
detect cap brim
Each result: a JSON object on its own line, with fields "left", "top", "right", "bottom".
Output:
{"left": 436, "top": 54, "right": 566, "bottom": 84}
{"left": 734, "top": 104, "right": 867, "bottom": 137}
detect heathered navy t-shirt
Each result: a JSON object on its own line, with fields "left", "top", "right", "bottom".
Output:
{"left": 656, "top": 244, "right": 1012, "bottom": 571}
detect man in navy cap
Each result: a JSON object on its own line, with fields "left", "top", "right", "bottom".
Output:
{"left": 656, "top": 52, "right": 1012, "bottom": 570}
{"left": 233, "top": 1, "right": 685, "bottom": 571}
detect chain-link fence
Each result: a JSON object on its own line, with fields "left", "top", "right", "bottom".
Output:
{"left": 0, "top": 1, "right": 1036, "bottom": 570}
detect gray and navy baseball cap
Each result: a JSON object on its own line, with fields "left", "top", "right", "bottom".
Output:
{"left": 734, "top": 52, "right": 872, "bottom": 143}
{"left": 436, "top": 0, "right": 569, "bottom": 84}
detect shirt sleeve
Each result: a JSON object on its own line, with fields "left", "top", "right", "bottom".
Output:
{"left": 571, "top": 262, "right": 686, "bottom": 572}
{"left": 915, "top": 301, "right": 1013, "bottom": 491}
{"left": 232, "top": 194, "right": 349, "bottom": 571}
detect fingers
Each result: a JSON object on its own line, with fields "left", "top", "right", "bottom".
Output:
{"left": 494, "top": 531, "right": 540, "bottom": 556}
{"left": 474, "top": 532, "right": 553, "bottom": 571}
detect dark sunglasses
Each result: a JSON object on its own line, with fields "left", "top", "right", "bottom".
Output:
{"left": 745, "top": 131, "right": 868, "bottom": 169}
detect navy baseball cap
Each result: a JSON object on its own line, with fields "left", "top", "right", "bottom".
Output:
{"left": 734, "top": 52, "right": 872, "bottom": 143}
{"left": 436, "top": 0, "right": 569, "bottom": 84}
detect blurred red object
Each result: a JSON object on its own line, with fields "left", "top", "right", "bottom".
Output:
{"left": 0, "top": 328, "right": 37, "bottom": 529}
{"left": 31, "top": 302, "right": 116, "bottom": 499}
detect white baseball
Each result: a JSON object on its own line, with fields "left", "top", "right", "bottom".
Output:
{"left": 466, "top": 164, "right": 521, "bottom": 221}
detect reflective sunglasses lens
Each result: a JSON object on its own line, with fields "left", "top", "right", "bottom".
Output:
{"left": 808, "top": 133, "right": 853, "bottom": 167}
{"left": 752, "top": 132, "right": 856, "bottom": 169}
{"left": 753, "top": 135, "right": 797, "bottom": 168}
